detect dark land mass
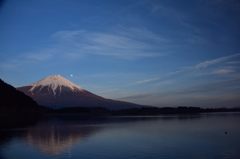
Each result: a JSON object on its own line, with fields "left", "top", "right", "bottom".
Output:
{"left": 1, "top": 78, "right": 240, "bottom": 128}
{"left": 0, "top": 79, "right": 44, "bottom": 127}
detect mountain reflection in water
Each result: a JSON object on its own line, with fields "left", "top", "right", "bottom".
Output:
{"left": 25, "top": 121, "right": 102, "bottom": 155}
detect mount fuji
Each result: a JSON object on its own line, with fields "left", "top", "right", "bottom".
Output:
{"left": 17, "top": 75, "right": 142, "bottom": 110}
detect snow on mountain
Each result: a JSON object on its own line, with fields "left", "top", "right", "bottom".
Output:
{"left": 29, "top": 75, "right": 83, "bottom": 95}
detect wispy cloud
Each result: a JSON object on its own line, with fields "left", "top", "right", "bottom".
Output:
{"left": 0, "top": 27, "right": 170, "bottom": 70}
{"left": 135, "top": 53, "right": 240, "bottom": 85}
{"left": 52, "top": 27, "right": 170, "bottom": 59}
{"left": 135, "top": 77, "right": 160, "bottom": 84}
{"left": 212, "top": 68, "right": 235, "bottom": 75}
{"left": 194, "top": 53, "right": 240, "bottom": 69}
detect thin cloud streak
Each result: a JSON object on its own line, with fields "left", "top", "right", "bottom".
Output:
{"left": 135, "top": 53, "right": 240, "bottom": 84}
{"left": 212, "top": 68, "right": 235, "bottom": 75}
{"left": 194, "top": 53, "right": 240, "bottom": 69}
{"left": 52, "top": 27, "right": 170, "bottom": 59}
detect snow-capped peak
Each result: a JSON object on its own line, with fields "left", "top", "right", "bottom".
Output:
{"left": 29, "top": 75, "right": 83, "bottom": 95}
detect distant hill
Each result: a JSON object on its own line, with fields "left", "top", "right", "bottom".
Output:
{"left": 18, "top": 75, "right": 143, "bottom": 110}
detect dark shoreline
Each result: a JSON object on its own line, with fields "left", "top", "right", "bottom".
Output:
{"left": 46, "top": 106, "right": 240, "bottom": 116}
{"left": 1, "top": 107, "right": 240, "bottom": 129}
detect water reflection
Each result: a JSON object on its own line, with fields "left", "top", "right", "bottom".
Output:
{"left": 25, "top": 121, "right": 102, "bottom": 155}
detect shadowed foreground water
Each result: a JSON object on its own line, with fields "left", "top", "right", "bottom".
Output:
{"left": 0, "top": 113, "right": 240, "bottom": 159}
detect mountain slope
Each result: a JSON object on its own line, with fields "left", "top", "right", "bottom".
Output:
{"left": 17, "top": 75, "right": 142, "bottom": 110}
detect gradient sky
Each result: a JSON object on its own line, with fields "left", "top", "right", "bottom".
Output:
{"left": 1, "top": 0, "right": 240, "bottom": 107}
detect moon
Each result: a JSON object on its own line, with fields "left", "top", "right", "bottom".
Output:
{"left": 70, "top": 74, "right": 73, "bottom": 77}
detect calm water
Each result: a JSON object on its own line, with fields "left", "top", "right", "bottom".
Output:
{"left": 0, "top": 113, "right": 240, "bottom": 159}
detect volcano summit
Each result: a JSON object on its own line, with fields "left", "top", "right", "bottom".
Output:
{"left": 18, "top": 75, "right": 142, "bottom": 110}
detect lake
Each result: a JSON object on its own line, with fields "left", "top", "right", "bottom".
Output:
{"left": 0, "top": 113, "right": 240, "bottom": 159}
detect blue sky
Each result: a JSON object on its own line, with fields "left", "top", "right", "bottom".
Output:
{"left": 0, "top": 0, "right": 240, "bottom": 107}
